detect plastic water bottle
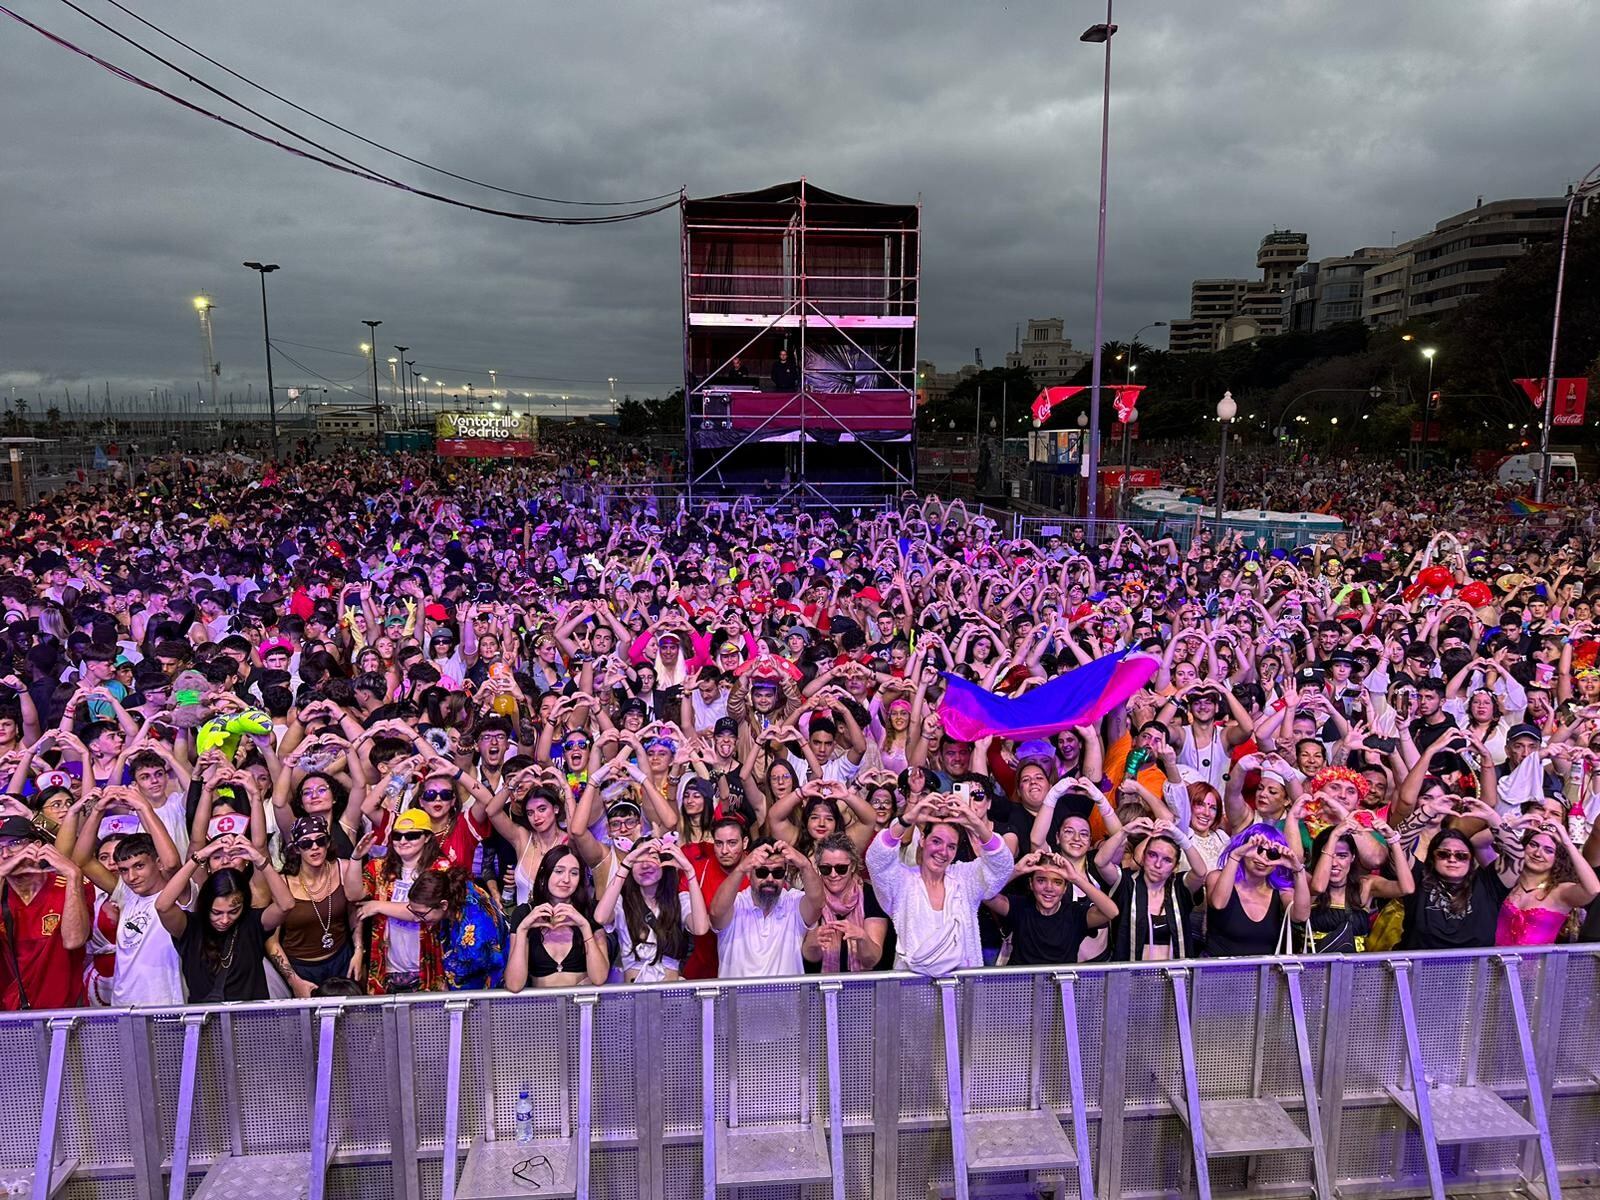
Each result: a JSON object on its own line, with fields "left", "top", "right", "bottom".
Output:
{"left": 515, "top": 1090, "right": 534, "bottom": 1143}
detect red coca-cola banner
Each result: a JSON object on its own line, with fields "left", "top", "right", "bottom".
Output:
{"left": 1515, "top": 377, "right": 1589, "bottom": 427}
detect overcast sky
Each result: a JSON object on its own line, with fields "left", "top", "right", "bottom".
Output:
{"left": 2, "top": 0, "right": 1596, "bottom": 414}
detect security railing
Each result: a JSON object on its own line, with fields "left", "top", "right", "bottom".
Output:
{"left": 5, "top": 945, "right": 1596, "bottom": 1200}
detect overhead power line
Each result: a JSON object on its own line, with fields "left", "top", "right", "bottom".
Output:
{"left": 0, "top": 3, "right": 679, "bottom": 225}
{"left": 268, "top": 339, "right": 678, "bottom": 388}
{"left": 95, "top": 0, "right": 679, "bottom": 208}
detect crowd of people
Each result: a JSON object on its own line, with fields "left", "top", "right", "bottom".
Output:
{"left": 1, "top": 441, "right": 1598, "bottom": 1010}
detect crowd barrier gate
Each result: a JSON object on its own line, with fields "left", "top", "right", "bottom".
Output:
{"left": 4, "top": 944, "right": 1597, "bottom": 1200}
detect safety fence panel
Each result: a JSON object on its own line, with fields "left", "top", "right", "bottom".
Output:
{"left": 8, "top": 946, "right": 1600, "bottom": 1200}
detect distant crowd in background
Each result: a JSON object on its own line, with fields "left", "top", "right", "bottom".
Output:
{"left": 0, "top": 439, "right": 1597, "bottom": 1011}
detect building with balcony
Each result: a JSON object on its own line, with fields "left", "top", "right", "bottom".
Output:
{"left": 1168, "top": 231, "right": 1307, "bottom": 353}
{"left": 1404, "top": 197, "right": 1570, "bottom": 318}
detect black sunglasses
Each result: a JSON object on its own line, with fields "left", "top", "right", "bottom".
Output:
{"left": 295, "top": 836, "right": 330, "bottom": 851}
{"left": 751, "top": 867, "right": 784, "bottom": 880}
{"left": 817, "top": 863, "right": 852, "bottom": 877}
{"left": 392, "top": 831, "right": 427, "bottom": 843}
{"left": 421, "top": 790, "right": 454, "bottom": 802}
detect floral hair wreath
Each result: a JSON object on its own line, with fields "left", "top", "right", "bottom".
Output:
{"left": 1310, "top": 765, "right": 1372, "bottom": 803}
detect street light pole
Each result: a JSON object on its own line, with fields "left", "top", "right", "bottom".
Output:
{"left": 1537, "top": 162, "right": 1600, "bottom": 502}
{"left": 394, "top": 346, "right": 410, "bottom": 427}
{"left": 242, "top": 263, "right": 280, "bottom": 460}
{"left": 1419, "top": 347, "right": 1437, "bottom": 468}
{"left": 1080, "top": 1, "right": 1117, "bottom": 527}
{"left": 1215, "top": 391, "right": 1236, "bottom": 533}
{"left": 361, "top": 320, "right": 382, "bottom": 447}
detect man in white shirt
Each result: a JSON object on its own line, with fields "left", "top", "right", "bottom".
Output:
{"left": 788, "top": 701, "right": 866, "bottom": 786}
{"left": 71, "top": 792, "right": 189, "bottom": 1006}
{"left": 709, "top": 838, "right": 823, "bottom": 978}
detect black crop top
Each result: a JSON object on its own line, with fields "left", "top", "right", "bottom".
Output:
{"left": 528, "top": 929, "right": 587, "bottom": 978}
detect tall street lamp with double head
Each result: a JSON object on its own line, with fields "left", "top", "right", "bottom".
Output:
{"left": 1537, "top": 161, "right": 1600, "bottom": 502}
{"left": 1215, "top": 391, "right": 1237, "bottom": 533}
{"left": 1419, "top": 346, "right": 1437, "bottom": 467}
{"left": 394, "top": 346, "right": 410, "bottom": 426}
{"left": 241, "top": 262, "right": 280, "bottom": 460}
{"left": 1080, "top": 2, "right": 1117, "bottom": 527}
{"left": 362, "top": 320, "right": 383, "bottom": 446}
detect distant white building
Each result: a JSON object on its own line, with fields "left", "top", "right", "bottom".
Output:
{"left": 1004, "top": 318, "right": 1087, "bottom": 387}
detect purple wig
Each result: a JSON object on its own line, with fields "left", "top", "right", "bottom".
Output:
{"left": 1222, "top": 822, "right": 1296, "bottom": 889}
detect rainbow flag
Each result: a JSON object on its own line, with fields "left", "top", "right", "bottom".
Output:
{"left": 939, "top": 649, "right": 1158, "bottom": 742}
{"left": 1506, "top": 497, "right": 1561, "bottom": 516}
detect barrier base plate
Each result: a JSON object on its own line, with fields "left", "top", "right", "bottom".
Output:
{"left": 0, "top": 1155, "right": 78, "bottom": 1199}
{"left": 455, "top": 1137, "right": 578, "bottom": 1200}
{"left": 714, "top": 1121, "right": 830, "bottom": 1187}
{"left": 192, "top": 1153, "right": 318, "bottom": 1200}
{"left": 1386, "top": 1084, "right": 1538, "bottom": 1145}
{"left": 965, "top": 1109, "right": 1078, "bottom": 1173}
{"left": 1157, "top": 1077, "right": 1311, "bottom": 1158}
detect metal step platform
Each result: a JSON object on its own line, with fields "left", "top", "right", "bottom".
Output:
{"left": 1155, "top": 1082, "right": 1311, "bottom": 1158}
{"left": 1159, "top": 964, "right": 1332, "bottom": 1200}
{"left": 714, "top": 1119, "right": 831, "bottom": 1187}
{"left": 963, "top": 1109, "right": 1079, "bottom": 1173}
{"left": 191, "top": 1152, "right": 320, "bottom": 1200}
{"left": 1384, "top": 1084, "right": 1538, "bottom": 1145}
{"left": 453, "top": 1136, "right": 579, "bottom": 1200}
{"left": 1382, "top": 955, "right": 1562, "bottom": 1200}
{"left": 698, "top": 982, "right": 845, "bottom": 1194}
{"left": 180, "top": 1008, "right": 344, "bottom": 1200}
{"left": 444, "top": 997, "right": 596, "bottom": 1200}
{"left": 940, "top": 974, "right": 1097, "bottom": 1200}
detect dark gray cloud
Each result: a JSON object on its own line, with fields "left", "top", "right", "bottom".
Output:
{"left": 1, "top": 0, "right": 1595, "bottom": 414}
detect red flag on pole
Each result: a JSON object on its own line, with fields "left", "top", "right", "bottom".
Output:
{"left": 1515, "top": 377, "right": 1589, "bottom": 426}
{"left": 1555, "top": 378, "right": 1588, "bottom": 426}
{"left": 1111, "top": 384, "right": 1144, "bottom": 423}
{"left": 1031, "top": 385, "right": 1088, "bottom": 423}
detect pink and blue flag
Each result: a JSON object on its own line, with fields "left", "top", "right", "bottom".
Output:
{"left": 938, "top": 649, "right": 1158, "bottom": 742}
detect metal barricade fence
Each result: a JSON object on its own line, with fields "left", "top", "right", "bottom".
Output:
{"left": 4, "top": 946, "right": 1597, "bottom": 1200}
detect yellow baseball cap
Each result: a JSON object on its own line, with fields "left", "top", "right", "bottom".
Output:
{"left": 392, "top": 809, "right": 435, "bottom": 836}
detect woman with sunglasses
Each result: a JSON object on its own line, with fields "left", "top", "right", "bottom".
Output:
{"left": 355, "top": 809, "right": 447, "bottom": 994}
{"left": 1201, "top": 822, "right": 1311, "bottom": 958}
{"left": 593, "top": 834, "right": 709, "bottom": 983}
{"left": 399, "top": 866, "right": 507, "bottom": 991}
{"left": 801, "top": 832, "right": 887, "bottom": 973}
{"left": 272, "top": 769, "right": 360, "bottom": 861}
{"left": 505, "top": 844, "right": 609, "bottom": 990}
{"left": 1399, "top": 826, "right": 1508, "bottom": 950}
{"left": 271, "top": 815, "right": 365, "bottom": 998}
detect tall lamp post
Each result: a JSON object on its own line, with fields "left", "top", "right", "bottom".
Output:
{"left": 1080, "top": 1, "right": 1117, "bottom": 527}
{"left": 1076, "top": 410, "right": 1090, "bottom": 516}
{"left": 193, "top": 296, "right": 219, "bottom": 415}
{"left": 361, "top": 319, "right": 383, "bottom": 446}
{"left": 1419, "top": 347, "right": 1437, "bottom": 468}
{"left": 241, "top": 263, "right": 280, "bottom": 460}
{"left": 1215, "top": 391, "right": 1237, "bottom": 533}
{"left": 393, "top": 346, "right": 410, "bottom": 426}
{"left": 1537, "top": 161, "right": 1600, "bottom": 502}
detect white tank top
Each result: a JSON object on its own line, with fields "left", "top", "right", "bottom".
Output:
{"left": 1177, "top": 725, "right": 1227, "bottom": 791}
